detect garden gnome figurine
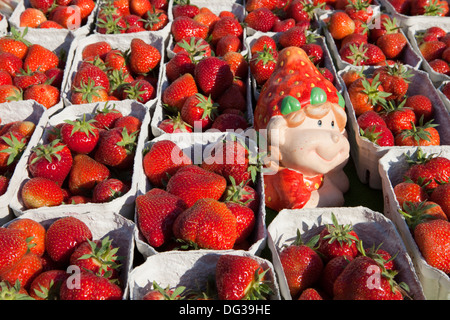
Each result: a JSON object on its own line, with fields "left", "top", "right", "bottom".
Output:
{"left": 254, "top": 46, "right": 350, "bottom": 212}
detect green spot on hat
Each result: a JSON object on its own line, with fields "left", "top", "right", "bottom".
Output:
{"left": 337, "top": 91, "right": 345, "bottom": 109}
{"left": 281, "top": 95, "right": 301, "bottom": 115}
{"left": 310, "top": 87, "right": 327, "bottom": 106}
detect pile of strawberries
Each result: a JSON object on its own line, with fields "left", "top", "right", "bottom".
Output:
{"left": 20, "top": 105, "right": 141, "bottom": 209}
{"left": 0, "top": 119, "right": 36, "bottom": 196}
{"left": 343, "top": 64, "right": 442, "bottom": 146}
{"left": 388, "top": 0, "right": 449, "bottom": 16}
{"left": 0, "top": 216, "right": 124, "bottom": 300}
{"left": 137, "top": 138, "right": 259, "bottom": 252}
{"left": 141, "top": 254, "right": 273, "bottom": 300}
{"left": 327, "top": 9, "right": 411, "bottom": 67}
{"left": 69, "top": 38, "right": 161, "bottom": 105}
{"left": 279, "top": 213, "right": 409, "bottom": 300}
{"left": 416, "top": 26, "right": 450, "bottom": 75}
{"left": 157, "top": 2, "right": 251, "bottom": 133}
{"left": 19, "top": 0, "right": 96, "bottom": 30}
{"left": 243, "top": 0, "right": 319, "bottom": 33}
{"left": 0, "top": 28, "right": 63, "bottom": 109}
{"left": 96, "top": 0, "right": 169, "bottom": 34}
{"left": 392, "top": 149, "right": 450, "bottom": 274}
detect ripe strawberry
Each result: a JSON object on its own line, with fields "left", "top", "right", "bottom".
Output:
{"left": 171, "top": 16, "right": 209, "bottom": 43}
{"left": 0, "top": 229, "right": 28, "bottom": 276}
{"left": 7, "top": 218, "right": 46, "bottom": 257}
{"left": 0, "top": 131, "right": 27, "bottom": 173}
{"left": 142, "top": 140, "right": 192, "bottom": 188}
{"left": 0, "top": 27, "right": 31, "bottom": 60}
{"left": 94, "top": 127, "right": 137, "bottom": 169}
{"left": 394, "top": 119, "right": 440, "bottom": 146}
{"left": 70, "top": 80, "right": 109, "bottom": 104}
{"left": 60, "top": 115, "right": 99, "bottom": 154}
{"left": 28, "top": 270, "right": 68, "bottom": 300}
{"left": 250, "top": 46, "right": 278, "bottom": 86}
{"left": 340, "top": 33, "right": 368, "bottom": 51}
{"left": 376, "top": 31, "right": 407, "bottom": 60}
{"left": 23, "top": 44, "right": 59, "bottom": 73}
{"left": 142, "top": 282, "right": 186, "bottom": 300}
{"left": 121, "top": 79, "right": 155, "bottom": 103}
{"left": 215, "top": 35, "right": 242, "bottom": 57}
{"left": 0, "top": 84, "right": 22, "bottom": 103}
{"left": 172, "top": 198, "right": 237, "bottom": 250}
{"left": 19, "top": 8, "right": 47, "bottom": 28}
{"left": 347, "top": 74, "right": 391, "bottom": 116}
{"left": 136, "top": 188, "right": 187, "bottom": 248}
{"left": 49, "top": 5, "right": 82, "bottom": 30}
{"left": 279, "top": 231, "right": 324, "bottom": 298}
{"left": 419, "top": 40, "right": 446, "bottom": 61}
{"left": 411, "top": 0, "right": 449, "bottom": 16}
{"left": 142, "top": 8, "right": 169, "bottom": 31}
{"left": 166, "top": 165, "right": 227, "bottom": 207}
{"left": 400, "top": 201, "right": 448, "bottom": 234}
{"left": 211, "top": 113, "right": 249, "bottom": 132}
{"left": 72, "top": 0, "right": 95, "bottom": 19}
{"left": 72, "top": 63, "right": 110, "bottom": 93}
{"left": 0, "top": 71, "right": 13, "bottom": 86}
{"left": 68, "top": 154, "right": 110, "bottom": 196}
{"left": 82, "top": 41, "right": 112, "bottom": 61}
{"left": 215, "top": 254, "right": 272, "bottom": 300}
{"left": 223, "top": 177, "right": 259, "bottom": 213}
{"left": 225, "top": 201, "right": 255, "bottom": 244}
{"left": 222, "top": 51, "right": 248, "bottom": 80}
{"left": 172, "top": 36, "right": 212, "bottom": 59}
{"left": 430, "top": 183, "right": 450, "bottom": 219}
{"left": 23, "top": 84, "right": 60, "bottom": 109}
{"left": 162, "top": 73, "right": 198, "bottom": 110}
{"left": 339, "top": 42, "right": 369, "bottom": 66}
{"left": 279, "top": 26, "right": 307, "bottom": 48}
{"left": 317, "top": 213, "right": 360, "bottom": 262}
{"left": 210, "top": 16, "right": 243, "bottom": 46}
{"left": 0, "top": 280, "right": 33, "bottom": 300}
{"left": 92, "top": 103, "right": 123, "bottom": 129}
{"left": 394, "top": 181, "right": 428, "bottom": 208}
{"left": 128, "top": 39, "right": 161, "bottom": 75}
{"left": 0, "top": 175, "right": 9, "bottom": 196}
{"left": 428, "top": 58, "right": 450, "bottom": 74}
{"left": 250, "top": 36, "right": 277, "bottom": 55}
{"left": 0, "top": 252, "right": 43, "bottom": 290}
{"left": 361, "top": 124, "right": 395, "bottom": 146}
{"left": 113, "top": 115, "right": 141, "bottom": 134}
{"left": 180, "top": 93, "right": 218, "bottom": 130}
{"left": 272, "top": 18, "right": 296, "bottom": 32}
{"left": 0, "top": 52, "right": 23, "bottom": 77}
{"left": 381, "top": 99, "right": 417, "bottom": 135}
{"left": 357, "top": 110, "right": 387, "bottom": 131}
{"left": 21, "top": 177, "right": 64, "bottom": 209}
{"left": 13, "top": 69, "right": 48, "bottom": 90}
{"left": 244, "top": 7, "right": 276, "bottom": 32}
{"left": 328, "top": 11, "right": 355, "bottom": 40}
{"left": 60, "top": 270, "right": 122, "bottom": 300}
{"left": 92, "top": 178, "right": 129, "bottom": 203}
{"left": 129, "top": 0, "right": 151, "bottom": 16}
{"left": 301, "top": 42, "right": 324, "bottom": 65}
{"left": 404, "top": 152, "right": 450, "bottom": 191}
{"left": 172, "top": 0, "right": 199, "bottom": 18}
{"left": 333, "top": 255, "right": 404, "bottom": 300}
{"left": 320, "top": 255, "right": 354, "bottom": 297}
{"left": 246, "top": 0, "right": 279, "bottom": 11}
{"left": 165, "top": 52, "right": 195, "bottom": 83}
{"left": 194, "top": 56, "right": 234, "bottom": 100}
{"left": 298, "top": 288, "right": 324, "bottom": 300}
{"left": 372, "top": 63, "right": 412, "bottom": 101}
{"left": 158, "top": 114, "right": 193, "bottom": 133}
{"left": 345, "top": 0, "right": 373, "bottom": 21}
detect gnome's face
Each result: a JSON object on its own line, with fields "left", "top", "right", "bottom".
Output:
{"left": 267, "top": 100, "right": 350, "bottom": 176}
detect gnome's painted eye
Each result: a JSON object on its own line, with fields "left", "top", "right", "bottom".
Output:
{"left": 318, "top": 120, "right": 322, "bottom": 127}
{"left": 331, "top": 121, "right": 335, "bottom": 128}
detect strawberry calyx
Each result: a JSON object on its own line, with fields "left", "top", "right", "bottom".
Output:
{"left": 5, "top": 86, "right": 23, "bottom": 102}
{"left": 193, "top": 93, "right": 219, "bottom": 120}
{"left": 30, "top": 139, "right": 66, "bottom": 165}
{"left": 359, "top": 125, "right": 383, "bottom": 143}
{"left": 141, "top": 8, "right": 164, "bottom": 30}
{"left": 7, "top": 26, "right": 32, "bottom": 47}
{"left": 381, "top": 17, "right": 401, "bottom": 35}
{"left": 242, "top": 267, "right": 273, "bottom": 300}
{"left": 64, "top": 113, "right": 99, "bottom": 138}
{"left": 321, "top": 212, "right": 359, "bottom": 248}
{"left": 175, "top": 37, "right": 209, "bottom": 63}
{"left": 423, "top": 0, "right": 446, "bottom": 16}
{"left": 404, "top": 147, "right": 435, "bottom": 166}
{"left": 362, "top": 73, "right": 392, "bottom": 106}
{"left": 0, "top": 280, "right": 34, "bottom": 300}
{"left": 96, "top": 13, "right": 127, "bottom": 34}
{"left": 72, "top": 79, "right": 106, "bottom": 103}
{"left": 150, "top": 281, "right": 187, "bottom": 300}
{"left": 0, "top": 133, "right": 27, "bottom": 166}
{"left": 223, "top": 176, "right": 253, "bottom": 205}
{"left": 252, "top": 45, "right": 277, "bottom": 66}
{"left": 346, "top": 43, "right": 369, "bottom": 66}
{"left": 115, "top": 127, "right": 138, "bottom": 155}
{"left": 382, "top": 62, "right": 413, "bottom": 83}
{"left": 396, "top": 115, "right": 439, "bottom": 144}
{"left": 108, "top": 69, "right": 131, "bottom": 95}
{"left": 399, "top": 200, "right": 442, "bottom": 230}
{"left": 163, "top": 113, "right": 193, "bottom": 132}
{"left": 346, "top": 0, "right": 371, "bottom": 11}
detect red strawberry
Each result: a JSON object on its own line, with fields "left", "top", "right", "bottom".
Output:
{"left": 113, "top": 115, "right": 141, "bottom": 134}
{"left": 59, "top": 271, "right": 122, "bottom": 300}
{"left": 361, "top": 124, "right": 395, "bottom": 146}
{"left": 0, "top": 84, "right": 22, "bottom": 103}
{"left": 180, "top": 93, "right": 218, "bottom": 130}
{"left": 372, "top": 63, "right": 412, "bottom": 101}
{"left": 172, "top": 198, "right": 237, "bottom": 250}
{"left": 122, "top": 79, "right": 156, "bottom": 103}
{"left": 158, "top": 115, "right": 193, "bottom": 133}
{"left": 136, "top": 188, "right": 187, "bottom": 248}
{"left": 72, "top": 63, "right": 110, "bottom": 93}
{"left": 19, "top": 8, "right": 47, "bottom": 28}
{"left": 142, "top": 8, "right": 169, "bottom": 31}
{"left": 82, "top": 41, "right": 112, "bottom": 61}
{"left": 244, "top": 7, "right": 276, "bottom": 32}
{"left": 279, "top": 26, "right": 307, "bottom": 48}
{"left": 328, "top": 11, "right": 355, "bottom": 40}
{"left": 0, "top": 131, "right": 27, "bottom": 173}
{"left": 128, "top": 39, "right": 161, "bottom": 75}
{"left": 320, "top": 255, "right": 354, "bottom": 297}
{"left": 70, "top": 80, "right": 109, "bottom": 104}
{"left": 6, "top": 218, "right": 46, "bottom": 257}
{"left": 380, "top": 99, "right": 417, "bottom": 135}
{"left": 345, "top": 0, "right": 373, "bottom": 21}
{"left": 67, "top": 154, "right": 110, "bottom": 196}
{"left": 21, "top": 177, "right": 64, "bottom": 209}
{"left": 92, "top": 178, "right": 129, "bottom": 203}
{"left": 60, "top": 115, "right": 99, "bottom": 154}
{"left": 210, "top": 16, "right": 243, "bottom": 46}
{"left": 162, "top": 73, "right": 198, "bottom": 110}
{"left": 250, "top": 35, "right": 277, "bottom": 55}
{"left": 142, "top": 282, "right": 185, "bottom": 300}
{"left": 211, "top": 113, "right": 249, "bottom": 132}
{"left": 0, "top": 229, "right": 28, "bottom": 276}
{"left": 298, "top": 288, "right": 324, "bottom": 300}
{"left": 28, "top": 269, "right": 69, "bottom": 300}
{"left": 23, "top": 44, "right": 59, "bottom": 74}
{"left": 376, "top": 32, "right": 408, "bottom": 60}
{"left": 404, "top": 152, "right": 450, "bottom": 191}
{"left": 172, "top": 36, "right": 212, "bottom": 59}
{"left": 279, "top": 231, "right": 324, "bottom": 298}
{"left": 225, "top": 201, "right": 255, "bottom": 245}
{"left": 419, "top": 40, "right": 446, "bottom": 61}
{"left": 348, "top": 74, "right": 391, "bottom": 116}
{"left": 172, "top": 1, "right": 199, "bottom": 18}
{"left": 215, "top": 35, "right": 242, "bottom": 57}
{"left": 250, "top": 46, "right": 278, "bottom": 86}
{"left": 194, "top": 56, "right": 234, "bottom": 100}
{"left": 0, "top": 71, "right": 13, "bottom": 86}
{"left": 92, "top": 103, "right": 123, "bottom": 129}
{"left": 0, "top": 252, "right": 43, "bottom": 289}
{"left": 272, "top": 18, "right": 296, "bottom": 32}
{"left": 171, "top": 16, "right": 209, "bottom": 43}
{"left": 394, "top": 181, "right": 428, "bottom": 208}
{"left": 0, "top": 28, "right": 30, "bottom": 60}
{"left": 222, "top": 51, "right": 248, "bottom": 80}
{"left": 142, "top": 140, "right": 192, "bottom": 188}
{"left": 50, "top": 5, "right": 82, "bottom": 30}
{"left": 215, "top": 254, "right": 272, "bottom": 300}
{"left": 301, "top": 43, "right": 324, "bottom": 65}
{"left": 166, "top": 165, "right": 227, "bottom": 207}
{"left": 223, "top": 177, "right": 259, "bottom": 213}
{"left": 45, "top": 216, "right": 93, "bottom": 265}
{"left": 0, "top": 52, "right": 23, "bottom": 77}
{"left": 94, "top": 127, "right": 137, "bottom": 169}
{"left": 394, "top": 119, "right": 440, "bottom": 146}
{"left": 428, "top": 58, "right": 450, "bottom": 74}
{"left": 430, "top": 183, "right": 450, "bottom": 219}
{"left": 357, "top": 110, "right": 387, "bottom": 130}
{"left": 165, "top": 52, "right": 195, "bottom": 83}
{"left": 23, "top": 83, "right": 60, "bottom": 110}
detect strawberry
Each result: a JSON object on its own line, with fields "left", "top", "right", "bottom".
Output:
{"left": 129, "top": 0, "right": 151, "bottom": 16}
{"left": 0, "top": 229, "right": 28, "bottom": 276}
{"left": 94, "top": 127, "right": 137, "bottom": 169}
{"left": 411, "top": 0, "right": 449, "bottom": 16}
{"left": 136, "top": 188, "right": 187, "bottom": 248}
{"left": 60, "top": 115, "right": 99, "bottom": 154}
{"left": 413, "top": 219, "right": 450, "bottom": 273}
{"left": 13, "top": 69, "right": 48, "bottom": 90}
{"left": 142, "top": 140, "right": 192, "bottom": 188}
{"left": 72, "top": 0, "right": 96, "bottom": 19}
{"left": 376, "top": 32, "right": 408, "bottom": 60}
{"left": 166, "top": 164, "right": 227, "bottom": 207}
{"left": 142, "top": 282, "right": 186, "bottom": 300}
{"left": 69, "top": 236, "right": 121, "bottom": 280}
{"left": 298, "top": 288, "right": 324, "bottom": 300}
{"left": 171, "top": 16, "right": 209, "bottom": 43}
{"left": 49, "top": 5, "right": 82, "bottom": 30}
{"left": 121, "top": 79, "right": 156, "bottom": 103}
{"left": 225, "top": 201, "right": 255, "bottom": 244}
{"left": 128, "top": 39, "right": 161, "bottom": 75}
{"left": 60, "top": 270, "right": 122, "bottom": 300}
{"left": 23, "top": 44, "right": 59, "bottom": 73}
{"left": 345, "top": 0, "right": 373, "bottom": 21}
{"left": 222, "top": 51, "right": 248, "bottom": 80}
{"left": 6, "top": 218, "right": 46, "bottom": 257}
{"left": 113, "top": 115, "right": 141, "bottom": 134}
{"left": 210, "top": 113, "right": 249, "bottom": 132}
{"left": 428, "top": 58, "right": 450, "bottom": 74}
{"left": 162, "top": 73, "right": 198, "bottom": 110}
{"left": 215, "top": 254, "right": 272, "bottom": 300}
{"left": 0, "top": 280, "right": 33, "bottom": 300}
{"left": 68, "top": 154, "right": 110, "bottom": 196}
{"left": 172, "top": 198, "right": 237, "bottom": 250}
{"left": 404, "top": 151, "right": 450, "bottom": 191}
{"left": 173, "top": 36, "right": 212, "bottom": 59}
{"left": 0, "top": 71, "right": 13, "bottom": 86}
{"left": 92, "top": 178, "right": 129, "bottom": 203}
{"left": 357, "top": 110, "right": 387, "bottom": 130}
{"left": 419, "top": 40, "right": 446, "bottom": 61}
{"left": 172, "top": 0, "right": 199, "bottom": 18}
{"left": 361, "top": 124, "right": 395, "bottom": 146}
{"left": 194, "top": 56, "right": 234, "bottom": 100}
{"left": 250, "top": 46, "right": 278, "bottom": 86}
{"left": 21, "top": 177, "right": 64, "bottom": 209}
{"left": 246, "top": 0, "right": 279, "bottom": 12}
{"left": 279, "top": 26, "right": 307, "bottom": 48}
{"left": 272, "top": 18, "right": 296, "bottom": 32}
{"left": 250, "top": 36, "right": 277, "bottom": 55}
{"left": 216, "top": 84, "right": 247, "bottom": 114}
{"left": 347, "top": 74, "right": 391, "bottom": 116}
{"left": 0, "top": 27, "right": 31, "bottom": 60}
{"left": 215, "top": 35, "right": 242, "bottom": 57}
{"left": 23, "top": 83, "right": 60, "bottom": 109}
{"left": 28, "top": 270, "right": 68, "bottom": 300}
{"left": 19, "top": 8, "right": 47, "bottom": 28}
{"left": 142, "top": 8, "right": 169, "bottom": 31}
{"left": 328, "top": 11, "right": 355, "bottom": 40}
{"left": 430, "top": 183, "right": 450, "bottom": 219}
{"left": 92, "top": 103, "right": 123, "bottom": 129}
{"left": 223, "top": 177, "right": 259, "bottom": 213}
{"left": 244, "top": 7, "right": 276, "bottom": 32}
{"left": 210, "top": 16, "right": 243, "bottom": 46}
{"left": 0, "top": 84, "right": 23, "bottom": 103}
{"left": 400, "top": 201, "right": 448, "bottom": 232}
{"left": 82, "top": 41, "right": 112, "bottom": 61}
{"left": 394, "top": 181, "right": 428, "bottom": 208}
{"left": 301, "top": 42, "right": 324, "bottom": 65}
{"left": 339, "top": 43, "right": 369, "bottom": 66}
{"left": 70, "top": 80, "right": 109, "bottom": 104}
{"left": 0, "top": 52, "right": 23, "bottom": 77}
{"left": 72, "top": 63, "right": 110, "bottom": 93}
{"left": 394, "top": 118, "right": 440, "bottom": 146}
{"left": 0, "top": 175, "right": 9, "bottom": 196}
{"left": 279, "top": 230, "right": 324, "bottom": 298}
{"left": 372, "top": 63, "right": 412, "bottom": 101}
{"left": 165, "top": 52, "right": 196, "bottom": 83}
{"left": 319, "top": 255, "right": 354, "bottom": 297}
{"left": 0, "top": 252, "right": 43, "bottom": 289}
{"left": 0, "top": 131, "right": 27, "bottom": 173}
{"left": 317, "top": 213, "right": 360, "bottom": 262}
{"left": 158, "top": 114, "right": 193, "bottom": 133}
{"left": 381, "top": 99, "right": 417, "bottom": 135}
{"left": 180, "top": 93, "right": 218, "bottom": 130}
{"left": 333, "top": 255, "right": 404, "bottom": 300}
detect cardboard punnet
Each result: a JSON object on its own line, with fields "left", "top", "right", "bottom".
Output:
{"left": 338, "top": 65, "right": 450, "bottom": 189}
{"left": 267, "top": 206, "right": 426, "bottom": 300}
{"left": 128, "top": 249, "right": 281, "bottom": 300}
{"left": 0, "top": 101, "right": 48, "bottom": 225}
{"left": 134, "top": 131, "right": 267, "bottom": 258}
{"left": 437, "top": 80, "right": 450, "bottom": 112}
{"left": 378, "top": 146, "right": 450, "bottom": 300}
{"left": 0, "top": 13, "right": 7, "bottom": 35}
{"left": 9, "top": 100, "right": 151, "bottom": 220}
{"left": 2, "top": 210, "right": 136, "bottom": 300}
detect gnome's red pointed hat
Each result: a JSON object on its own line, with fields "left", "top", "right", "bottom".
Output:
{"left": 253, "top": 46, "right": 345, "bottom": 131}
